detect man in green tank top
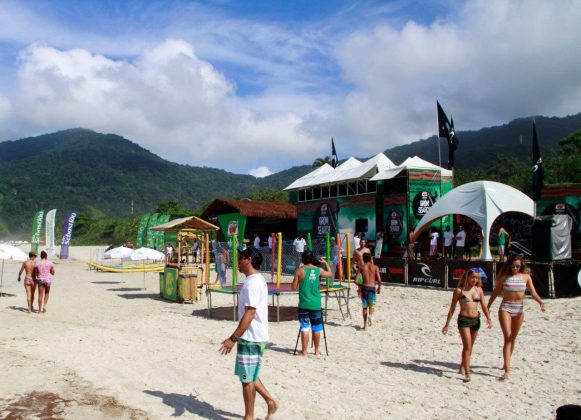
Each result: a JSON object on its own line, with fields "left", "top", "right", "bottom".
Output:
{"left": 291, "top": 251, "right": 333, "bottom": 356}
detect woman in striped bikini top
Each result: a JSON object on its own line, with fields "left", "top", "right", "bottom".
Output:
{"left": 502, "top": 275, "right": 527, "bottom": 293}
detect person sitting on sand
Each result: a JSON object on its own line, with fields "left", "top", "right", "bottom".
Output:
{"left": 34, "top": 250, "right": 55, "bottom": 313}
{"left": 442, "top": 268, "right": 492, "bottom": 382}
{"left": 354, "top": 252, "right": 381, "bottom": 330}
{"left": 291, "top": 251, "right": 332, "bottom": 356}
{"left": 18, "top": 251, "right": 37, "bottom": 313}
{"left": 487, "top": 255, "right": 545, "bottom": 380}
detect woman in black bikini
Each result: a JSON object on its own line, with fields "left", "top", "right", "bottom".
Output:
{"left": 442, "top": 268, "right": 492, "bottom": 381}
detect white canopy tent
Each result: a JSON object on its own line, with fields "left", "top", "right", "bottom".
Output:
{"left": 370, "top": 156, "right": 453, "bottom": 181}
{"left": 411, "top": 181, "right": 535, "bottom": 260}
{"left": 284, "top": 153, "right": 396, "bottom": 190}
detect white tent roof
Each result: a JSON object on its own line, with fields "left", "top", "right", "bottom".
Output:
{"left": 284, "top": 153, "right": 396, "bottom": 190}
{"left": 370, "top": 156, "right": 453, "bottom": 181}
{"left": 412, "top": 181, "right": 534, "bottom": 260}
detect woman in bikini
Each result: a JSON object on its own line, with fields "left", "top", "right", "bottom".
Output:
{"left": 35, "top": 250, "right": 55, "bottom": 313}
{"left": 487, "top": 255, "right": 545, "bottom": 379}
{"left": 442, "top": 268, "right": 492, "bottom": 382}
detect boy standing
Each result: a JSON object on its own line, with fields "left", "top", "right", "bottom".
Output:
{"left": 355, "top": 252, "right": 381, "bottom": 330}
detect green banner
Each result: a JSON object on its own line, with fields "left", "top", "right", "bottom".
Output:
{"left": 382, "top": 194, "right": 408, "bottom": 249}
{"left": 155, "top": 214, "right": 171, "bottom": 250}
{"left": 135, "top": 214, "right": 150, "bottom": 248}
{"left": 145, "top": 213, "right": 160, "bottom": 249}
{"left": 31, "top": 209, "right": 45, "bottom": 254}
{"left": 297, "top": 194, "right": 376, "bottom": 239}
{"left": 217, "top": 213, "right": 247, "bottom": 247}
{"left": 408, "top": 170, "right": 453, "bottom": 230}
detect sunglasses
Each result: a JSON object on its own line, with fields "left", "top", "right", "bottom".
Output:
{"left": 511, "top": 264, "right": 521, "bottom": 269}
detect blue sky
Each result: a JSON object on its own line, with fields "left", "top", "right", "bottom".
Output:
{"left": 0, "top": 0, "right": 580, "bottom": 176}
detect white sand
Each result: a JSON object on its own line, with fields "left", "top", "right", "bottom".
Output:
{"left": 0, "top": 246, "right": 579, "bottom": 419}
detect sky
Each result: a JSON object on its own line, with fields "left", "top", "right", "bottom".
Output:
{"left": 0, "top": 0, "right": 580, "bottom": 177}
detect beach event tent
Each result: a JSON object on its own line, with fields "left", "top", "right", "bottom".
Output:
{"left": 411, "top": 181, "right": 535, "bottom": 260}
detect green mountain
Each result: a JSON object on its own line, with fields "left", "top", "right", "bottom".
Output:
{"left": 384, "top": 113, "right": 581, "bottom": 168}
{"left": 0, "top": 111, "right": 579, "bottom": 238}
{"left": 0, "top": 128, "right": 310, "bottom": 236}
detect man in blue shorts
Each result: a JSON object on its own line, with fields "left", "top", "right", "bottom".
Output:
{"left": 219, "top": 247, "right": 278, "bottom": 419}
{"left": 291, "top": 251, "right": 332, "bottom": 356}
{"left": 355, "top": 252, "right": 382, "bottom": 330}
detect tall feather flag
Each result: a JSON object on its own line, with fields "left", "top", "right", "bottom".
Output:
{"left": 437, "top": 101, "right": 459, "bottom": 170}
{"left": 532, "top": 121, "right": 544, "bottom": 201}
{"left": 331, "top": 138, "right": 338, "bottom": 168}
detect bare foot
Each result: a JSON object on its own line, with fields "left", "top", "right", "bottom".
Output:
{"left": 463, "top": 374, "right": 471, "bottom": 382}
{"left": 368, "top": 317, "right": 372, "bottom": 326}
{"left": 298, "top": 351, "right": 307, "bottom": 357}
{"left": 363, "top": 324, "right": 368, "bottom": 331}
{"left": 266, "top": 399, "right": 279, "bottom": 419}
{"left": 314, "top": 351, "right": 322, "bottom": 356}
{"left": 458, "top": 367, "right": 465, "bottom": 375}
{"left": 500, "top": 372, "right": 509, "bottom": 380}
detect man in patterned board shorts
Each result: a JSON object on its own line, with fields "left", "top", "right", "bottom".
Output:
{"left": 219, "top": 247, "right": 278, "bottom": 420}
{"left": 355, "top": 252, "right": 382, "bottom": 330}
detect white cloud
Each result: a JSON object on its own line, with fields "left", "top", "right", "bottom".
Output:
{"left": 337, "top": 0, "right": 581, "bottom": 152}
{"left": 5, "top": 40, "right": 332, "bottom": 173}
{"left": 248, "top": 166, "right": 273, "bottom": 178}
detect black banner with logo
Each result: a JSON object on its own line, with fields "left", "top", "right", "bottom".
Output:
{"left": 526, "top": 262, "right": 552, "bottom": 298}
{"left": 375, "top": 257, "right": 405, "bottom": 284}
{"left": 408, "top": 260, "right": 446, "bottom": 288}
{"left": 448, "top": 261, "right": 495, "bottom": 292}
{"left": 553, "top": 261, "right": 581, "bottom": 298}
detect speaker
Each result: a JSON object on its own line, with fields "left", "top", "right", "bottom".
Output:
{"left": 532, "top": 218, "right": 552, "bottom": 261}
{"left": 355, "top": 218, "right": 368, "bottom": 233}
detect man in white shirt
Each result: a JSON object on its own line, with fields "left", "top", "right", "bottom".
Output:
{"left": 267, "top": 233, "right": 275, "bottom": 249}
{"left": 443, "top": 226, "right": 454, "bottom": 260}
{"left": 219, "top": 247, "right": 278, "bottom": 419}
{"left": 429, "top": 228, "right": 440, "bottom": 257}
{"left": 455, "top": 225, "right": 466, "bottom": 260}
{"left": 253, "top": 233, "right": 261, "bottom": 248}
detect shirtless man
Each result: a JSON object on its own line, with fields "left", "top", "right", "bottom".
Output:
{"left": 352, "top": 239, "right": 371, "bottom": 284}
{"left": 354, "top": 252, "right": 381, "bottom": 330}
{"left": 17, "top": 251, "right": 37, "bottom": 313}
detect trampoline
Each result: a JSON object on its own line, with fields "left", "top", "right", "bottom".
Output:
{"left": 206, "top": 282, "right": 351, "bottom": 323}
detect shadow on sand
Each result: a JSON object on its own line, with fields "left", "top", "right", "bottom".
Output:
{"left": 91, "top": 281, "right": 122, "bottom": 285}
{"left": 190, "top": 305, "right": 298, "bottom": 323}
{"left": 7, "top": 305, "right": 33, "bottom": 313}
{"left": 107, "top": 288, "right": 143, "bottom": 292}
{"left": 116, "top": 293, "right": 164, "bottom": 301}
{"left": 143, "top": 390, "right": 241, "bottom": 419}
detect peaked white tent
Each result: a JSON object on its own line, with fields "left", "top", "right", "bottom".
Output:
{"left": 411, "top": 181, "right": 535, "bottom": 260}
{"left": 284, "top": 153, "right": 396, "bottom": 190}
{"left": 370, "top": 156, "right": 452, "bottom": 181}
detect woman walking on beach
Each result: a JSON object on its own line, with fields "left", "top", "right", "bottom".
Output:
{"left": 487, "top": 255, "right": 545, "bottom": 380}
{"left": 442, "top": 268, "right": 492, "bottom": 382}
{"left": 35, "top": 251, "right": 55, "bottom": 313}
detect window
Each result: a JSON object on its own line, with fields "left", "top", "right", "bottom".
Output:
{"left": 298, "top": 189, "right": 306, "bottom": 201}
{"left": 358, "top": 180, "right": 367, "bottom": 194}
{"left": 347, "top": 182, "right": 357, "bottom": 195}
{"left": 338, "top": 183, "right": 347, "bottom": 196}
{"left": 306, "top": 189, "right": 313, "bottom": 201}
{"left": 313, "top": 187, "right": 321, "bottom": 200}
{"left": 321, "top": 185, "right": 329, "bottom": 198}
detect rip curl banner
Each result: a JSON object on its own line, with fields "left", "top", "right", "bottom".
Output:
{"left": 31, "top": 209, "right": 45, "bottom": 254}
{"left": 59, "top": 212, "right": 77, "bottom": 259}
{"left": 408, "top": 260, "right": 446, "bottom": 288}
{"left": 448, "top": 261, "right": 495, "bottom": 292}
{"left": 375, "top": 257, "right": 405, "bottom": 284}
{"left": 45, "top": 209, "right": 57, "bottom": 257}
{"left": 135, "top": 214, "right": 150, "bottom": 248}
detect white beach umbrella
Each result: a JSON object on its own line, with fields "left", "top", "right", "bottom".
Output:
{"left": 129, "top": 247, "right": 165, "bottom": 261}
{"left": 0, "top": 243, "right": 29, "bottom": 297}
{"left": 103, "top": 246, "right": 134, "bottom": 260}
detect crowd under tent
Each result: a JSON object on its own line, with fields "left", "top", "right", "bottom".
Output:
{"left": 285, "top": 153, "right": 453, "bottom": 256}
{"left": 199, "top": 198, "right": 297, "bottom": 246}
{"left": 411, "top": 181, "right": 535, "bottom": 260}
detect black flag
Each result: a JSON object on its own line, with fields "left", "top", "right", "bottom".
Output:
{"left": 532, "top": 122, "right": 543, "bottom": 201}
{"left": 331, "top": 138, "right": 338, "bottom": 168}
{"left": 437, "top": 101, "right": 459, "bottom": 170}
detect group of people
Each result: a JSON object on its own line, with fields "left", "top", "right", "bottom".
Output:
{"left": 442, "top": 255, "right": 545, "bottom": 382}
{"left": 219, "top": 242, "right": 383, "bottom": 419}
{"left": 17, "top": 250, "right": 55, "bottom": 314}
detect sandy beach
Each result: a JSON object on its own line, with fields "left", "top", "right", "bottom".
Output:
{"left": 0, "top": 246, "right": 579, "bottom": 419}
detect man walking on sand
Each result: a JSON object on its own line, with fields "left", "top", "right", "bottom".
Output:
{"left": 355, "top": 252, "right": 381, "bottom": 330}
{"left": 219, "top": 247, "right": 278, "bottom": 420}
{"left": 17, "top": 251, "right": 37, "bottom": 313}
